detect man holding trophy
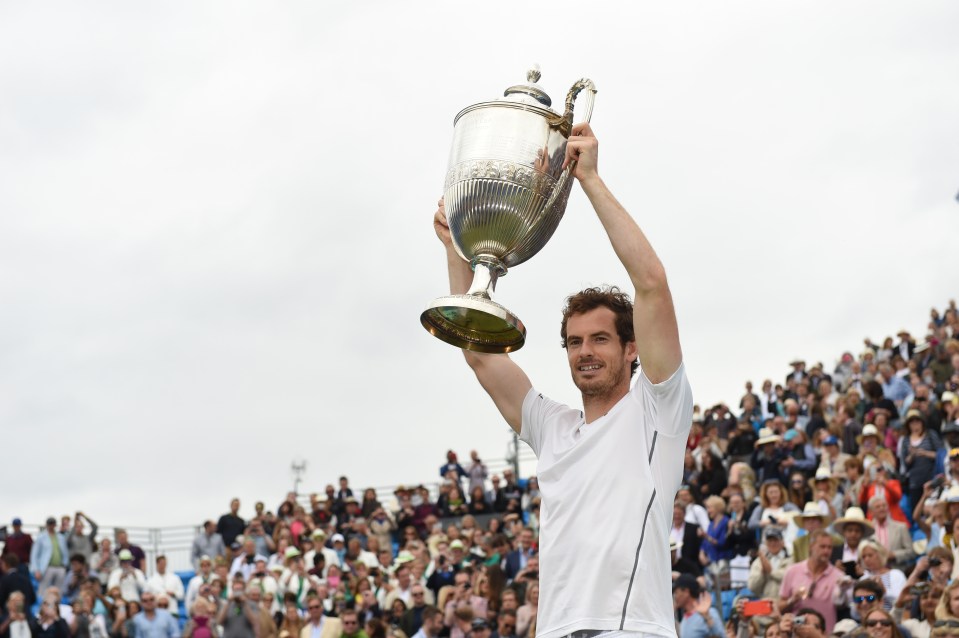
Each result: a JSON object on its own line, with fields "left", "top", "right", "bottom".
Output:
{"left": 431, "top": 114, "right": 694, "bottom": 638}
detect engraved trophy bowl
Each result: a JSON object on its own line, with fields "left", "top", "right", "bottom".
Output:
{"left": 421, "top": 66, "right": 596, "bottom": 353}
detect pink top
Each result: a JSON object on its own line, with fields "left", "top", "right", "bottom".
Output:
{"left": 780, "top": 560, "right": 844, "bottom": 632}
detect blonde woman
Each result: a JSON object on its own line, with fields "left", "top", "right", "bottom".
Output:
{"left": 859, "top": 541, "right": 906, "bottom": 610}
{"left": 516, "top": 582, "right": 538, "bottom": 638}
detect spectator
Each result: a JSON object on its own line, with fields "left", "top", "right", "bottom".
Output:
{"left": 341, "top": 610, "right": 369, "bottom": 638}
{"left": 672, "top": 575, "right": 722, "bottom": 638}
{"left": 866, "top": 497, "right": 914, "bottom": 569}
{"left": 62, "top": 554, "right": 88, "bottom": 603}
{"left": 897, "top": 582, "right": 941, "bottom": 638}
{"left": 831, "top": 507, "right": 873, "bottom": 577}
{"left": 780, "top": 530, "right": 846, "bottom": 632}
{"left": 217, "top": 581, "right": 259, "bottom": 638}
{"left": 861, "top": 609, "right": 903, "bottom": 638}
{"left": 65, "top": 512, "right": 98, "bottom": 563}
{"left": 752, "top": 429, "right": 788, "bottom": 485}
{"left": 107, "top": 549, "right": 147, "bottom": 602}
{"left": 466, "top": 452, "right": 488, "bottom": 496}
{"left": 30, "top": 517, "right": 68, "bottom": 600}
{"left": 300, "top": 592, "right": 342, "bottom": 638}
{"left": 113, "top": 529, "right": 146, "bottom": 573}
{"left": 0, "top": 591, "right": 40, "bottom": 638}
{"left": 217, "top": 499, "right": 246, "bottom": 552}
{"left": 468, "top": 487, "right": 492, "bottom": 516}
{"left": 185, "top": 555, "right": 215, "bottom": 615}
{"left": 148, "top": 556, "right": 185, "bottom": 617}
{"left": 467, "top": 619, "right": 490, "bottom": 638}
{"left": 2, "top": 521, "right": 32, "bottom": 574}
{"left": 858, "top": 542, "right": 906, "bottom": 611}
{"left": 487, "top": 476, "right": 506, "bottom": 513}
{"left": 399, "top": 586, "right": 431, "bottom": 637}
{"left": 504, "top": 529, "right": 536, "bottom": 582}
{"left": 132, "top": 590, "right": 180, "bottom": 638}
{"left": 36, "top": 592, "right": 69, "bottom": 638}
{"left": 439, "top": 452, "right": 467, "bottom": 488}
{"left": 787, "top": 471, "right": 814, "bottom": 510}
{"left": 515, "top": 583, "right": 537, "bottom": 638}
{"left": 491, "top": 610, "right": 517, "bottom": 638}
{"left": 0, "top": 554, "right": 35, "bottom": 611}
{"left": 277, "top": 598, "right": 304, "bottom": 638}
{"left": 182, "top": 598, "right": 218, "bottom": 638}
{"left": 899, "top": 412, "right": 941, "bottom": 514}
{"left": 808, "top": 469, "right": 843, "bottom": 521}
{"left": 749, "top": 481, "right": 799, "bottom": 541}
{"left": 699, "top": 496, "right": 731, "bottom": 569}
{"left": 792, "top": 503, "right": 839, "bottom": 563}
{"left": 748, "top": 528, "right": 793, "bottom": 601}
{"left": 192, "top": 521, "right": 227, "bottom": 569}
{"left": 859, "top": 465, "right": 906, "bottom": 523}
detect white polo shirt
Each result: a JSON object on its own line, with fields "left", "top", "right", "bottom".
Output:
{"left": 521, "top": 363, "right": 693, "bottom": 638}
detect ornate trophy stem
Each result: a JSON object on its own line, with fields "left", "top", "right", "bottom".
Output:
{"left": 466, "top": 257, "right": 506, "bottom": 298}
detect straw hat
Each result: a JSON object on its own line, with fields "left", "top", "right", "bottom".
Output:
{"left": 795, "top": 501, "right": 829, "bottom": 522}
{"left": 832, "top": 507, "right": 875, "bottom": 536}
{"left": 857, "top": 424, "right": 881, "bottom": 445}
{"left": 757, "top": 427, "right": 781, "bottom": 446}
{"left": 808, "top": 467, "right": 840, "bottom": 492}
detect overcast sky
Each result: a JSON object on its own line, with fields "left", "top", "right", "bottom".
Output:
{"left": 1, "top": 1, "right": 957, "bottom": 529}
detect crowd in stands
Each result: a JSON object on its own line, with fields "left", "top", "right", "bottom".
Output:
{"left": 2, "top": 300, "right": 959, "bottom": 638}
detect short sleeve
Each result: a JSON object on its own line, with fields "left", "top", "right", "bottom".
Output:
{"left": 520, "top": 388, "right": 570, "bottom": 457}
{"left": 637, "top": 361, "right": 694, "bottom": 438}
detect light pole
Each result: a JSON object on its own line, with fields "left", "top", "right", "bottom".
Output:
{"left": 291, "top": 459, "right": 307, "bottom": 497}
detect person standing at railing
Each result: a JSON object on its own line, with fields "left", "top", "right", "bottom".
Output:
{"left": 30, "top": 517, "right": 68, "bottom": 600}
{"left": 66, "top": 512, "right": 98, "bottom": 563}
{"left": 217, "top": 500, "right": 246, "bottom": 561}
{"left": 193, "top": 522, "right": 226, "bottom": 570}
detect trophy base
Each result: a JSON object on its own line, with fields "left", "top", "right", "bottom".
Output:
{"left": 420, "top": 294, "right": 526, "bottom": 353}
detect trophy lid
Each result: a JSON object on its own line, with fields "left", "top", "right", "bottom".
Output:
{"left": 502, "top": 65, "right": 552, "bottom": 108}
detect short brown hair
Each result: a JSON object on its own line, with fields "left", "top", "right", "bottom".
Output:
{"left": 560, "top": 286, "right": 637, "bottom": 376}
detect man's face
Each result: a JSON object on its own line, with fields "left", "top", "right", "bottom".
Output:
{"left": 200, "top": 560, "right": 212, "bottom": 575}
{"left": 247, "top": 588, "right": 261, "bottom": 604}
{"left": 411, "top": 586, "right": 426, "bottom": 607}
{"left": 244, "top": 540, "right": 255, "bottom": 556}
{"left": 342, "top": 614, "right": 360, "bottom": 633}
{"left": 156, "top": 558, "right": 166, "bottom": 573}
{"left": 810, "top": 535, "right": 833, "bottom": 563}
{"left": 672, "top": 587, "right": 691, "bottom": 608}
{"left": 116, "top": 530, "right": 128, "bottom": 545}
{"left": 205, "top": 522, "right": 215, "bottom": 534}
{"left": 854, "top": 589, "right": 881, "bottom": 616}
{"left": 307, "top": 598, "right": 323, "bottom": 619}
{"left": 565, "top": 307, "right": 636, "bottom": 397}
{"left": 231, "top": 499, "right": 240, "bottom": 514}
{"left": 843, "top": 524, "right": 863, "bottom": 547}
{"left": 141, "top": 593, "right": 156, "bottom": 611}
{"left": 498, "top": 616, "right": 516, "bottom": 636}
{"left": 803, "top": 516, "right": 824, "bottom": 533}
{"left": 871, "top": 500, "right": 889, "bottom": 522}
{"left": 520, "top": 530, "right": 533, "bottom": 550}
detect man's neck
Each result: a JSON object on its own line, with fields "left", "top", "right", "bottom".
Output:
{"left": 808, "top": 558, "right": 828, "bottom": 575}
{"left": 582, "top": 386, "right": 630, "bottom": 424}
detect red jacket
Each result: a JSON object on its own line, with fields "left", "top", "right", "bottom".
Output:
{"left": 859, "top": 479, "right": 908, "bottom": 523}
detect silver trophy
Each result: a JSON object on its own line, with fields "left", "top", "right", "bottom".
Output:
{"left": 421, "top": 66, "right": 596, "bottom": 353}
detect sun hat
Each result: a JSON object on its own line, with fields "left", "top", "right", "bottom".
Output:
{"left": 832, "top": 507, "right": 875, "bottom": 536}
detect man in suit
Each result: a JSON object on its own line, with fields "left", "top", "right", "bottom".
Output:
{"left": 829, "top": 507, "right": 874, "bottom": 578}
{"left": 300, "top": 591, "right": 342, "bottom": 638}
{"left": 29, "top": 517, "right": 68, "bottom": 599}
{"left": 0, "top": 554, "right": 35, "bottom": 611}
{"left": 669, "top": 502, "right": 703, "bottom": 576}
{"left": 867, "top": 496, "right": 915, "bottom": 569}
{"left": 504, "top": 528, "right": 536, "bottom": 581}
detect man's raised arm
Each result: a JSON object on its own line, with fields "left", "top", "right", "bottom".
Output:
{"left": 434, "top": 199, "right": 532, "bottom": 434}
{"left": 563, "top": 124, "right": 683, "bottom": 384}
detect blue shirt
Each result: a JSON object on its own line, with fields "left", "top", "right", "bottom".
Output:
{"left": 132, "top": 610, "right": 180, "bottom": 638}
{"left": 882, "top": 375, "right": 913, "bottom": 403}
{"left": 680, "top": 608, "right": 724, "bottom": 638}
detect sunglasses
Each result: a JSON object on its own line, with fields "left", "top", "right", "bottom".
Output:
{"left": 864, "top": 620, "right": 892, "bottom": 628}
{"left": 308, "top": 605, "right": 322, "bottom": 610}
{"left": 854, "top": 595, "right": 878, "bottom": 604}
{"left": 936, "top": 621, "right": 959, "bottom": 629}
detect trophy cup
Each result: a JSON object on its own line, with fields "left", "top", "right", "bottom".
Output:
{"left": 420, "top": 66, "right": 596, "bottom": 353}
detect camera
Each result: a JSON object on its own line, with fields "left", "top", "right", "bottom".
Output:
{"left": 794, "top": 617, "right": 806, "bottom": 626}
{"left": 930, "top": 557, "right": 943, "bottom": 567}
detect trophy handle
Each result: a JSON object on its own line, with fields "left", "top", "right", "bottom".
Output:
{"left": 539, "top": 78, "right": 597, "bottom": 215}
